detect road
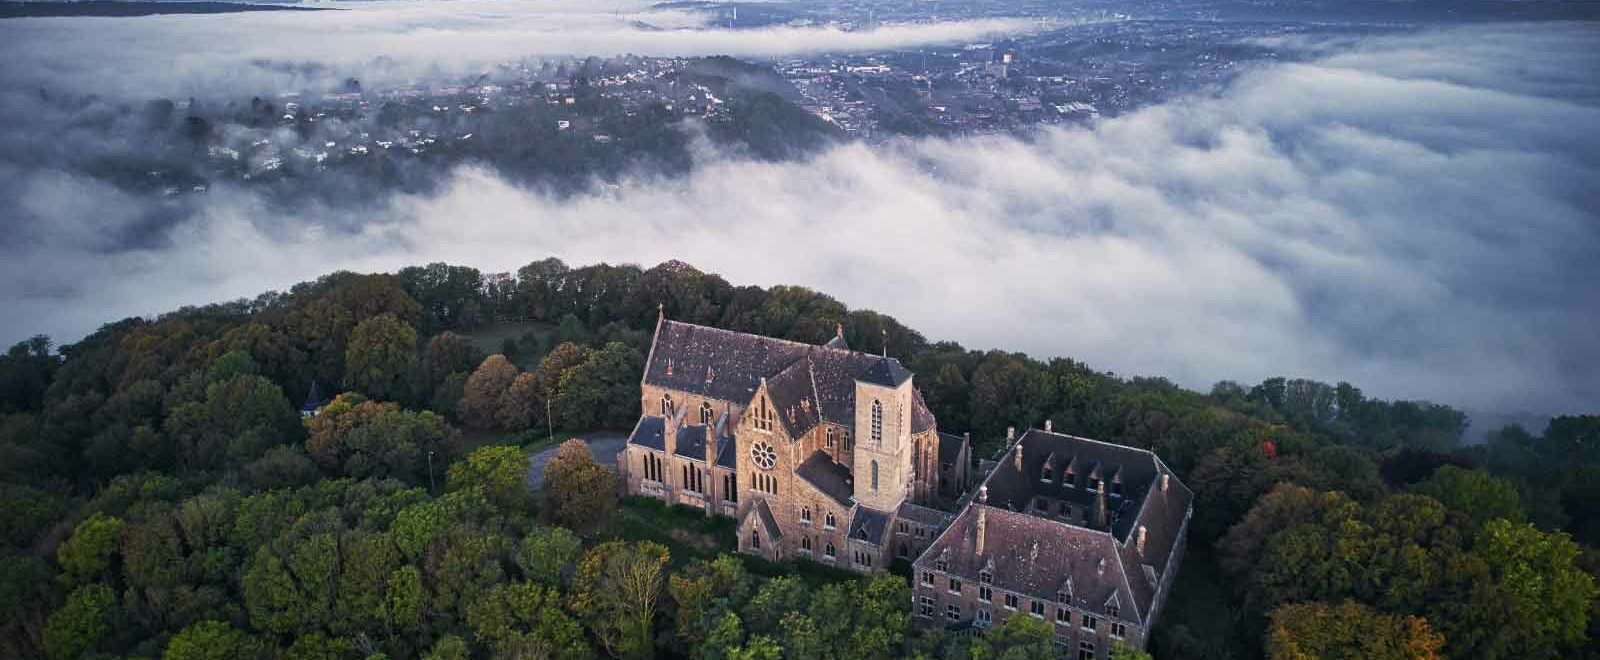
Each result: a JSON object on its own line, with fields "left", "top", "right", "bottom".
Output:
{"left": 525, "top": 431, "right": 628, "bottom": 490}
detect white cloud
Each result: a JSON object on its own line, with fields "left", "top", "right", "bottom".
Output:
{"left": 2, "top": 21, "right": 1597, "bottom": 416}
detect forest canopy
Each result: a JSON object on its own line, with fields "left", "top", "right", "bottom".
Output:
{"left": 0, "top": 257, "right": 1595, "bottom": 659}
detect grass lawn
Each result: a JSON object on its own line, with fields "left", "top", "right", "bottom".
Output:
{"left": 463, "top": 321, "right": 553, "bottom": 362}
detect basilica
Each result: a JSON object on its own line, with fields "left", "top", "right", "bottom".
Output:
{"left": 619, "top": 313, "right": 972, "bottom": 570}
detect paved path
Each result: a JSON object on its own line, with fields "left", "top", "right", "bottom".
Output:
{"left": 526, "top": 431, "right": 628, "bottom": 489}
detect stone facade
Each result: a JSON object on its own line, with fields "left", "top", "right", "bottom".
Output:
{"left": 911, "top": 428, "right": 1193, "bottom": 657}
{"left": 618, "top": 315, "right": 973, "bottom": 573}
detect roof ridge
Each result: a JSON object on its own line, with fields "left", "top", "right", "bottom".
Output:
{"left": 663, "top": 319, "right": 874, "bottom": 359}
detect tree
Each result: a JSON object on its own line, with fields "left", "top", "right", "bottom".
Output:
{"left": 669, "top": 555, "right": 750, "bottom": 653}
{"left": 459, "top": 354, "right": 519, "bottom": 429}
{"left": 570, "top": 540, "right": 670, "bottom": 658}
{"left": 1462, "top": 519, "right": 1596, "bottom": 656}
{"left": 517, "top": 526, "right": 582, "bottom": 587}
{"left": 422, "top": 331, "right": 484, "bottom": 394}
{"left": 164, "top": 620, "right": 266, "bottom": 660}
{"left": 1412, "top": 466, "right": 1524, "bottom": 527}
{"left": 305, "top": 394, "right": 455, "bottom": 482}
{"left": 552, "top": 342, "right": 644, "bottom": 431}
{"left": 1108, "top": 643, "right": 1155, "bottom": 660}
{"left": 57, "top": 512, "right": 123, "bottom": 587}
{"left": 448, "top": 444, "right": 532, "bottom": 513}
{"left": 498, "top": 372, "right": 538, "bottom": 431}
{"left": 466, "top": 581, "right": 589, "bottom": 659}
{"left": 976, "top": 613, "right": 1054, "bottom": 659}
{"left": 43, "top": 583, "right": 116, "bottom": 660}
{"left": 1266, "top": 601, "right": 1443, "bottom": 660}
{"left": 344, "top": 313, "right": 420, "bottom": 402}
{"left": 541, "top": 439, "right": 619, "bottom": 533}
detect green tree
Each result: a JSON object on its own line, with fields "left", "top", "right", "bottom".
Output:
{"left": 305, "top": 394, "right": 454, "bottom": 482}
{"left": 1465, "top": 519, "right": 1596, "bottom": 656}
{"left": 43, "top": 583, "right": 116, "bottom": 660}
{"left": 344, "top": 313, "right": 420, "bottom": 402}
{"left": 552, "top": 342, "right": 644, "bottom": 431}
{"left": 449, "top": 444, "right": 533, "bottom": 513}
{"left": 1412, "top": 466, "right": 1524, "bottom": 527}
{"left": 466, "top": 581, "right": 589, "bottom": 659}
{"left": 976, "top": 613, "right": 1054, "bottom": 659}
{"left": 570, "top": 540, "right": 670, "bottom": 659}
{"left": 517, "top": 525, "right": 582, "bottom": 587}
{"left": 164, "top": 619, "right": 266, "bottom": 660}
{"left": 56, "top": 512, "right": 123, "bottom": 587}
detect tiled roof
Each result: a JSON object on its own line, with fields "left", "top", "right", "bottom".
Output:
{"left": 766, "top": 357, "right": 822, "bottom": 438}
{"left": 795, "top": 450, "right": 854, "bottom": 508}
{"left": 861, "top": 357, "right": 913, "bottom": 387}
{"left": 851, "top": 506, "right": 892, "bottom": 546}
{"left": 824, "top": 333, "right": 849, "bottom": 350}
{"left": 985, "top": 430, "right": 1163, "bottom": 541}
{"left": 629, "top": 416, "right": 665, "bottom": 451}
{"left": 924, "top": 505, "right": 1136, "bottom": 622}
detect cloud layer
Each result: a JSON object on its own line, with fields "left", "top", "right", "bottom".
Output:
{"left": 3, "top": 20, "right": 1597, "bottom": 416}
{"left": 0, "top": 0, "right": 1037, "bottom": 97}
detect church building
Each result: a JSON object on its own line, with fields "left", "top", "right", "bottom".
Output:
{"left": 619, "top": 313, "right": 973, "bottom": 572}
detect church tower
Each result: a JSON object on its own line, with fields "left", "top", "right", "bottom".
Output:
{"left": 852, "top": 358, "right": 915, "bottom": 511}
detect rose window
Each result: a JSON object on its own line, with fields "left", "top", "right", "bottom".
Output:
{"left": 750, "top": 441, "right": 777, "bottom": 470}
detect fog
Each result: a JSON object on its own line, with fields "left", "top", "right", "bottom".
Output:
{"left": 1, "top": 11, "right": 1596, "bottom": 416}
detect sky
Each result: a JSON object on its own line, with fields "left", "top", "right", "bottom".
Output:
{"left": 1, "top": 4, "right": 1597, "bottom": 416}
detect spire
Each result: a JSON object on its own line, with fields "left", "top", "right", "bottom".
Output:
{"left": 881, "top": 328, "right": 888, "bottom": 357}
{"left": 836, "top": 322, "right": 844, "bottom": 339}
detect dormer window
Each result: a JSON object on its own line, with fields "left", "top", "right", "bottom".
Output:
{"left": 1065, "top": 467, "right": 1077, "bottom": 488}
{"left": 1041, "top": 465, "right": 1054, "bottom": 482}
{"left": 1110, "top": 480, "right": 1123, "bottom": 497}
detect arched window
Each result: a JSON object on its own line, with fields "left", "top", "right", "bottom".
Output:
{"left": 825, "top": 542, "right": 836, "bottom": 557}
{"left": 755, "top": 397, "right": 773, "bottom": 431}
{"left": 801, "top": 506, "right": 812, "bottom": 523}
{"left": 826, "top": 427, "right": 836, "bottom": 448}
{"left": 871, "top": 400, "right": 883, "bottom": 445}
{"left": 751, "top": 530, "right": 761, "bottom": 549}
{"left": 661, "top": 393, "right": 673, "bottom": 416}
{"left": 871, "top": 460, "right": 879, "bottom": 491}
{"left": 802, "top": 537, "right": 812, "bottom": 551}
{"left": 700, "top": 402, "right": 714, "bottom": 425}
{"left": 825, "top": 512, "right": 836, "bottom": 529}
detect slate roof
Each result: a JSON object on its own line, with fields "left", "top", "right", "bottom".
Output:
{"left": 750, "top": 499, "right": 783, "bottom": 541}
{"left": 897, "top": 501, "right": 953, "bottom": 527}
{"left": 938, "top": 432, "right": 968, "bottom": 466}
{"left": 645, "top": 321, "right": 928, "bottom": 434}
{"left": 715, "top": 434, "right": 737, "bottom": 469}
{"left": 850, "top": 506, "right": 892, "bottom": 546}
{"left": 824, "top": 333, "right": 849, "bottom": 350}
{"left": 675, "top": 423, "right": 708, "bottom": 461}
{"left": 911, "top": 389, "right": 937, "bottom": 434}
{"left": 795, "top": 450, "right": 854, "bottom": 508}
{"left": 985, "top": 430, "right": 1163, "bottom": 541}
{"left": 629, "top": 416, "right": 666, "bottom": 451}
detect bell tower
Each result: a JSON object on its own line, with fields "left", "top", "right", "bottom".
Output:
{"left": 852, "top": 358, "right": 915, "bottom": 511}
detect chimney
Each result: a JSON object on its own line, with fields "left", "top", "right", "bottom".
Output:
{"left": 836, "top": 322, "right": 844, "bottom": 339}
{"left": 976, "top": 506, "right": 987, "bottom": 555}
{"left": 1160, "top": 473, "right": 1170, "bottom": 493}
{"left": 1006, "top": 426, "right": 1015, "bottom": 443}
{"left": 1093, "top": 480, "right": 1108, "bottom": 530}
{"left": 1014, "top": 444, "right": 1023, "bottom": 473}
{"left": 1136, "top": 525, "right": 1148, "bottom": 554}
{"left": 977, "top": 484, "right": 988, "bottom": 503}
{"left": 1045, "top": 419, "right": 1053, "bottom": 433}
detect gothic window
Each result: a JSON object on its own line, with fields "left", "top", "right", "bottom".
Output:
{"left": 750, "top": 441, "right": 777, "bottom": 470}
{"left": 871, "top": 400, "right": 883, "bottom": 445}
{"left": 723, "top": 473, "right": 737, "bottom": 502}
{"left": 802, "top": 537, "right": 812, "bottom": 551}
{"left": 754, "top": 396, "right": 773, "bottom": 431}
{"left": 871, "top": 460, "right": 879, "bottom": 491}
{"left": 801, "top": 507, "right": 812, "bottom": 523}
{"left": 825, "top": 542, "right": 836, "bottom": 557}
{"left": 824, "top": 512, "right": 836, "bottom": 529}
{"left": 751, "top": 530, "right": 761, "bottom": 550}
{"left": 826, "top": 427, "right": 835, "bottom": 448}
{"left": 661, "top": 393, "right": 673, "bottom": 416}
{"left": 842, "top": 430, "right": 852, "bottom": 451}
{"left": 700, "top": 402, "right": 713, "bottom": 425}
